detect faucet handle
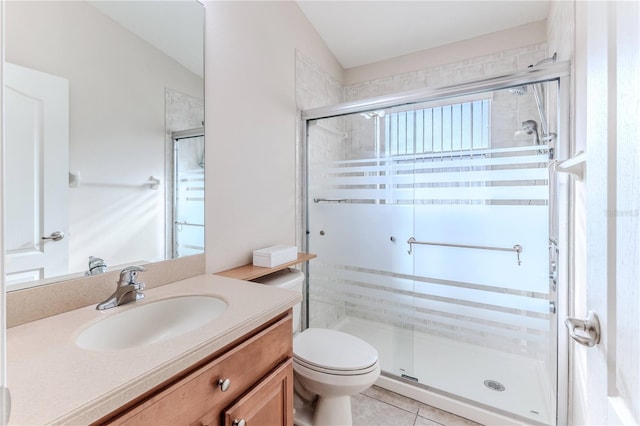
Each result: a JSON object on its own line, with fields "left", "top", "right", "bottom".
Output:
{"left": 85, "top": 256, "right": 107, "bottom": 276}
{"left": 119, "top": 265, "right": 147, "bottom": 284}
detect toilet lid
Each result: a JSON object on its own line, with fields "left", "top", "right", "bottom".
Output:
{"left": 293, "top": 328, "right": 378, "bottom": 372}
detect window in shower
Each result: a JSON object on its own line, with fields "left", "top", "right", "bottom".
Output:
{"left": 385, "top": 97, "right": 490, "bottom": 156}
{"left": 306, "top": 80, "right": 559, "bottom": 425}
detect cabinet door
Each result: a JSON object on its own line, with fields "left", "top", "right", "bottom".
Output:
{"left": 223, "top": 360, "right": 293, "bottom": 426}
{"left": 103, "top": 315, "right": 292, "bottom": 426}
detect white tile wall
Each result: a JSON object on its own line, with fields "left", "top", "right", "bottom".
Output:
{"left": 344, "top": 43, "right": 547, "bottom": 102}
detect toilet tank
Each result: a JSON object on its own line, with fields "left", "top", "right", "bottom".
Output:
{"left": 251, "top": 269, "right": 304, "bottom": 333}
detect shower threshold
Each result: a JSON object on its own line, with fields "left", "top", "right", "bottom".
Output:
{"left": 332, "top": 316, "right": 553, "bottom": 425}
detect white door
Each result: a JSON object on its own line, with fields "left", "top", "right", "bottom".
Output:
{"left": 4, "top": 63, "right": 69, "bottom": 288}
{"left": 571, "top": 2, "right": 640, "bottom": 424}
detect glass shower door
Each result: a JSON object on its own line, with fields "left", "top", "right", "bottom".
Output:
{"left": 306, "top": 80, "right": 560, "bottom": 425}
{"left": 306, "top": 112, "right": 416, "bottom": 379}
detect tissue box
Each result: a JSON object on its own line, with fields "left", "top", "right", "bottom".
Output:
{"left": 253, "top": 245, "right": 298, "bottom": 267}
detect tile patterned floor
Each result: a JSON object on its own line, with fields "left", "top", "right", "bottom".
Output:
{"left": 352, "top": 386, "right": 483, "bottom": 426}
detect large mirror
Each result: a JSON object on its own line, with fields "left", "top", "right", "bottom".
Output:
{"left": 3, "top": 1, "right": 205, "bottom": 290}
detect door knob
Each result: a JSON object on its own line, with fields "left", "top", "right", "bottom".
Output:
{"left": 41, "top": 231, "right": 64, "bottom": 241}
{"left": 565, "top": 311, "right": 600, "bottom": 347}
{"left": 217, "top": 378, "right": 230, "bottom": 392}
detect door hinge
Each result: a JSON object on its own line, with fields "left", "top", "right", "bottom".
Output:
{"left": 549, "top": 301, "right": 556, "bottom": 314}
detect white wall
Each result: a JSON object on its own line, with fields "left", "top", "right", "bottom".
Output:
{"left": 0, "top": 2, "right": 6, "bottom": 422}
{"left": 204, "top": 1, "right": 342, "bottom": 272}
{"left": 5, "top": 1, "right": 203, "bottom": 276}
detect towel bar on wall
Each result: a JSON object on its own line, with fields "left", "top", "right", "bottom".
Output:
{"left": 406, "top": 237, "right": 523, "bottom": 265}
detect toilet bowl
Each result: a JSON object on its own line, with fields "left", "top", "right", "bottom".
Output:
{"left": 253, "top": 269, "right": 380, "bottom": 426}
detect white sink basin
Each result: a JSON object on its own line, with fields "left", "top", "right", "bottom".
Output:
{"left": 76, "top": 295, "right": 227, "bottom": 351}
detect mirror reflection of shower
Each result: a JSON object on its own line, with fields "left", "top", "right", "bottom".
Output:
{"left": 172, "top": 127, "right": 205, "bottom": 258}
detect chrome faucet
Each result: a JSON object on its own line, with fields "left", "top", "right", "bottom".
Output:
{"left": 96, "top": 266, "right": 146, "bottom": 310}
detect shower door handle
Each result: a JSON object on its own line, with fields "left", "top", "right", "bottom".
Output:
{"left": 565, "top": 311, "right": 600, "bottom": 347}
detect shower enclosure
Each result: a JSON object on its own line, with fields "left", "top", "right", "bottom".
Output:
{"left": 302, "top": 63, "right": 570, "bottom": 425}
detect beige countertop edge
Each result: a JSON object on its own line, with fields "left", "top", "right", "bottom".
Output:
{"left": 7, "top": 274, "right": 301, "bottom": 426}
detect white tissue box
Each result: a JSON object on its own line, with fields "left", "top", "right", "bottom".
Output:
{"left": 253, "top": 245, "right": 298, "bottom": 267}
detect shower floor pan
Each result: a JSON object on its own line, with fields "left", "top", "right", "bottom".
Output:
{"left": 332, "top": 316, "right": 553, "bottom": 425}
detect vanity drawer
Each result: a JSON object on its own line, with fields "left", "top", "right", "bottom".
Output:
{"left": 106, "top": 314, "right": 293, "bottom": 426}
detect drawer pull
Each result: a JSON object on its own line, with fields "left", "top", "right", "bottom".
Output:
{"left": 232, "top": 419, "right": 246, "bottom": 426}
{"left": 217, "top": 378, "right": 231, "bottom": 392}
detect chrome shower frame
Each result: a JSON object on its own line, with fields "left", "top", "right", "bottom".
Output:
{"left": 299, "top": 60, "right": 572, "bottom": 425}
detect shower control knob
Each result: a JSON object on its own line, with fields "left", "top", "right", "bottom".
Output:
{"left": 217, "top": 378, "right": 231, "bottom": 392}
{"left": 232, "top": 419, "right": 246, "bottom": 426}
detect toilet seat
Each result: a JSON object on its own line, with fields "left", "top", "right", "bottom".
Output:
{"left": 293, "top": 328, "right": 379, "bottom": 376}
{"left": 293, "top": 356, "right": 378, "bottom": 376}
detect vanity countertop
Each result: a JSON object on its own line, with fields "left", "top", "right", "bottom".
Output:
{"left": 6, "top": 274, "right": 301, "bottom": 425}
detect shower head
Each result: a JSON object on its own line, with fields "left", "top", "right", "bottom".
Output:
{"left": 522, "top": 120, "right": 537, "bottom": 133}
{"left": 509, "top": 85, "right": 528, "bottom": 96}
{"left": 522, "top": 120, "right": 540, "bottom": 145}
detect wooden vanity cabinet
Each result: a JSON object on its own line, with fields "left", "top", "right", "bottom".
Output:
{"left": 100, "top": 313, "right": 294, "bottom": 426}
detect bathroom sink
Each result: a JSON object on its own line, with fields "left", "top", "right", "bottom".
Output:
{"left": 76, "top": 295, "right": 227, "bottom": 351}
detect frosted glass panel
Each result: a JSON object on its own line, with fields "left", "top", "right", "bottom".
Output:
{"left": 309, "top": 136, "right": 551, "bottom": 355}
{"left": 312, "top": 147, "right": 550, "bottom": 204}
{"left": 412, "top": 205, "right": 548, "bottom": 292}
{"left": 309, "top": 204, "right": 413, "bottom": 274}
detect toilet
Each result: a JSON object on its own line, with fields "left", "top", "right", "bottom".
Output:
{"left": 253, "top": 269, "right": 380, "bottom": 426}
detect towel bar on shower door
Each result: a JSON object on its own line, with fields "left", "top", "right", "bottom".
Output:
{"left": 313, "top": 198, "right": 347, "bottom": 203}
{"left": 406, "top": 237, "right": 523, "bottom": 265}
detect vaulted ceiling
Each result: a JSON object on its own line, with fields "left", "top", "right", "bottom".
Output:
{"left": 296, "top": 1, "right": 550, "bottom": 69}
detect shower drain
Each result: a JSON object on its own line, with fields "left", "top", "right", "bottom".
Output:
{"left": 483, "top": 379, "right": 506, "bottom": 392}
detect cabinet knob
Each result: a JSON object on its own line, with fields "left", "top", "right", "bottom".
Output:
{"left": 232, "top": 419, "right": 246, "bottom": 426}
{"left": 217, "top": 378, "right": 231, "bottom": 392}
